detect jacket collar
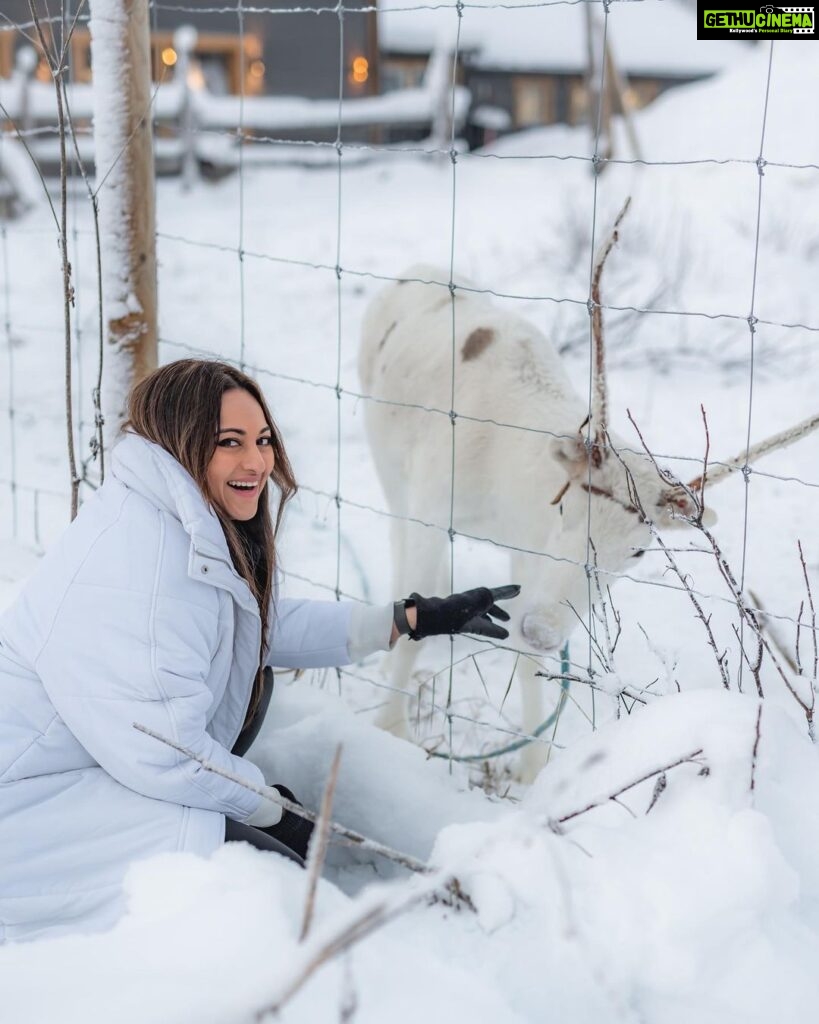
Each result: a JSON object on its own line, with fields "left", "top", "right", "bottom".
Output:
{"left": 110, "top": 432, "right": 258, "bottom": 614}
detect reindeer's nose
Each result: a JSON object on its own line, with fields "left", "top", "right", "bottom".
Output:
{"left": 520, "top": 614, "right": 563, "bottom": 651}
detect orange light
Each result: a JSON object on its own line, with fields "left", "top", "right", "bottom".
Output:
{"left": 250, "top": 59, "right": 265, "bottom": 79}
{"left": 161, "top": 46, "right": 177, "bottom": 67}
{"left": 351, "top": 55, "right": 368, "bottom": 84}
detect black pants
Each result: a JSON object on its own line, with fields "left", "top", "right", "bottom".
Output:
{"left": 224, "top": 818, "right": 305, "bottom": 865}
{"left": 226, "top": 668, "right": 307, "bottom": 867}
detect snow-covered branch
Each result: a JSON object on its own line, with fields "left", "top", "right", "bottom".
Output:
{"left": 133, "top": 721, "right": 428, "bottom": 874}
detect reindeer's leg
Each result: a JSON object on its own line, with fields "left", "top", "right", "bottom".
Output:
{"left": 509, "top": 549, "right": 552, "bottom": 784}
{"left": 518, "top": 657, "right": 550, "bottom": 784}
{"left": 374, "top": 517, "right": 447, "bottom": 739}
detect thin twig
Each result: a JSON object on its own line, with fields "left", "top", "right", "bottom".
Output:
{"left": 300, "top": 744, "right": 343, "bottom": 942}
{"left": 697, "top": 403, "right": 710, "bottom": 527}
{"left": 620, "top": 414, "right": 732, "bottom": 690}
{"left": 555, "top": 749, "right": 705, "bottom": 825}
{"left": 0, "top": 98, "right": 60, "bottom": 229}
{"left": 588, "top": 538, "right": 614, "bottom": 670}
{"left": 534, "top": 669, "right": 648, "bottom": 706}
{"left": 637, "top": 621, "right": 681, "bottom": 693}
{"left": 589, "top": 196, "right": 631, "bottom": 460}
{"left": 645, "top": 772, "right": 667, "bottom": 814}
{"left": 60, "top": 74, "right": 106, "bottom": 480}
{"left": 624, "top": 413, "right": 817, "bottom": 737}
{"left": 28, "top": 0, "right": 80, "bottom": 518}
{"left": 132, "top": 722, "right": 428, "bottom": 873}
{"left": 798, "top": 540, "right": 817, "bottom": 685}
{"left": 750, "top": 702, "right": 762, "bottom": 794}
{"left": 92, "top": 63, "right": 169, "bottom": 199}
{"left": 565, "top": 599, "right": 609, "bottom": 668}
{"left": 498, "top": 650, "right": 520, "bottom": 716}
{"left": 732, "top": 623, "right": 764, "bottom": 694}
{"left": 748, "top": 587, "right": 798, "bottom": 674}
{"left": 687, "top": 411, "right": 819, "bottom": 491}
{"left": 796, "top": 599, "right": 805, "bottom": 677}
{"left": 257, "top": 876, "right": 447, "bottom": 1020}
{"left": 57, "top": 0, "right": 87, "bottom": 68}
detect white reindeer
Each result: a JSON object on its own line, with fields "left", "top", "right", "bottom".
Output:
{"left": 358, "top": 251, "right": 819, "bottom": 782}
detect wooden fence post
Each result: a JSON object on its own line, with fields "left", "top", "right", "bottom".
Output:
{"left": 89, "top": 0, "right": 158, "bottom": 442}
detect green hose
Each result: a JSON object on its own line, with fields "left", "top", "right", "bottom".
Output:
{"left": 428, "top": 642, "right": 571, "bottom": 764}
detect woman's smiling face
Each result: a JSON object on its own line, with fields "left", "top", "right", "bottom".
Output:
{"left": 206, "top": 388, "right": 275, "bottom": 521}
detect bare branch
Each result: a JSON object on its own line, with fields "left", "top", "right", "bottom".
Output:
{"left": 622, "top": 413, "right": 817, "bottom": 738}
{"left": 27, "top": 0, "right": 80, "bottom": 517}
{"left": 612, "top": 428, "right": 731, "bottom": 691}
{"left": 534, "top": 669, "right": 648, "bottom": 706}
{"left": 0, "top": 98, "right": 60, "bottom": 230}
{"left": 588, "top": 538, "right": 615, "bottom": 672}
{"left": 57, "top": 0, "right": 87, "bottom": 68}
{"left": 339, "top": 953, "right": 358, "bottom": 1023}
{"left": 688, "top": 411, "right": 819, "bottom": 491}
{"left": 606, "top": 585, "right": 623, "bottom": 654}
{"left": 589, "top": 196, "right": 631, "bottom": 459}
{"left": 60, "top": 75, "right": 106, "bottom": 480}
{"left": 555, "top": 749, "right": 705, "bottom": 825}
{"left": 257, "top": 874, "right": 450, "bottom": 1020}
{"left": 645, "top": 772, "right": 667, "bottom": 814}
{"left": 748, "top": 588, "right": 798, "bottom": 675}
{"left": 796, "top": 600, "right": 805, "bottom": 678}
{"left": 300, "top": 744, "right": 343, "bottom": 942}
{"left": 732, "top": 624, "right": 764, "bottom": 697}
{"left": 133, "top": 722, "right": 428, "bottom": 874}
{"left": 798, "top": 540, "right": 817, "bottom": 686}
{"left": 637, "top": 621, "right": 681, "bottom": 693}
{"left": 750, "top": 702, "right": 762, "bottom": 794}
{"left": 696, "top": 403, "right": 710, "bottom": 527}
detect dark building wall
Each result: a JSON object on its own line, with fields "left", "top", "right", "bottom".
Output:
{"left": 2, "top": 0, "right": 374, "bottom": 99}
{"left": 150, "top": 3, "right": 373, "bottom": 99}
{"left": 466, "top": 70, "right": 515, "bottom": 117}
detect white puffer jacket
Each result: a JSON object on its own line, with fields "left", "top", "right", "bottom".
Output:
{"left": 0, "top": 433, "right": 393, "bottom": 944}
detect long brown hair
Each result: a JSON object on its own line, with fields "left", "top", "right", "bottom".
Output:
{"left": 122, "top": 358, "right": 298, "bottom": 727}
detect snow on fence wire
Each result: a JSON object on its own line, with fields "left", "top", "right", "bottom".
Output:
{"left": 0, "top": 0, "right": 817, "bottom": 766}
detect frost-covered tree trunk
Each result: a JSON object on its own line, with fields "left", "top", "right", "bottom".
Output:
{"left": 89, "top": 0, "right": 157, "bottom": 441}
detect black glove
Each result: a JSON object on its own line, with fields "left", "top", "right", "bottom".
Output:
{"left": 395, "top": 584, "right": 521, "bottom": 641}
{"left": 260, "top": 784, "right": 314, "bottom": 862}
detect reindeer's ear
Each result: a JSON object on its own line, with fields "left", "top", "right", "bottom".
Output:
{"left": 657, "top": 487, "right": 718, "bottom": 528}
{"left": 550, "top": 436, "right": 588, "bottom": 477}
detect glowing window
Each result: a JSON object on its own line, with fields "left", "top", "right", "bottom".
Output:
{"left": 351, "top": 56, "right": 369, "bottom": 84}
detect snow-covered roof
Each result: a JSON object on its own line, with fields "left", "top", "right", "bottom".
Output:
{"left": 379, "top": 0, "right": 744, "bottom": 79}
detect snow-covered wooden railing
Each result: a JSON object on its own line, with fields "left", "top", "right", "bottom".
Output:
{"left": 0, "top": 32, "right": 471, "bottom": 178}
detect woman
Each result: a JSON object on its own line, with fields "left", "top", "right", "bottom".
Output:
{"left": 0, "top": 359, "right": 518, "bottom": 944}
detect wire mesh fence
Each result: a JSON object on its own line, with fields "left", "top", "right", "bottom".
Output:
{"left": 1, "top": 0, "right": 817, "bottom": 775}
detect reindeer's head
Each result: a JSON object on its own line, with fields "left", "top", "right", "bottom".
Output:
{"left": 520, "top": 198, "right": 817, "bottom": 654}
{"left": 516, "top": 428, "right": 715, "bottom": 652}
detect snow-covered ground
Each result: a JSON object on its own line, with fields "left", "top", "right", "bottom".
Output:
{"left": 1, "top": 33, "right": 819, "bottom": 1023}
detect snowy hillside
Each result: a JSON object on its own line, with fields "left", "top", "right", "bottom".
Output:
{"left": 1, "top": 23, "right": 819, "bottom": 1024}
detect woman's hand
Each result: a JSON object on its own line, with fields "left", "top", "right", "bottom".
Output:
{"left": 393, "top": 585, "right": 520, "bottom": 642}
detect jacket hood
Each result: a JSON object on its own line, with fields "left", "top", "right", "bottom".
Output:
{"left": 110, "top": 432, "right": 235, "bottom": 568}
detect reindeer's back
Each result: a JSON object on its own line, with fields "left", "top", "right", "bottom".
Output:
{"left": 359, "top": 265, "right": 578, "bottom": 428}
{"left": 360, "top": 265, "right": 465, "bottom": 393}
